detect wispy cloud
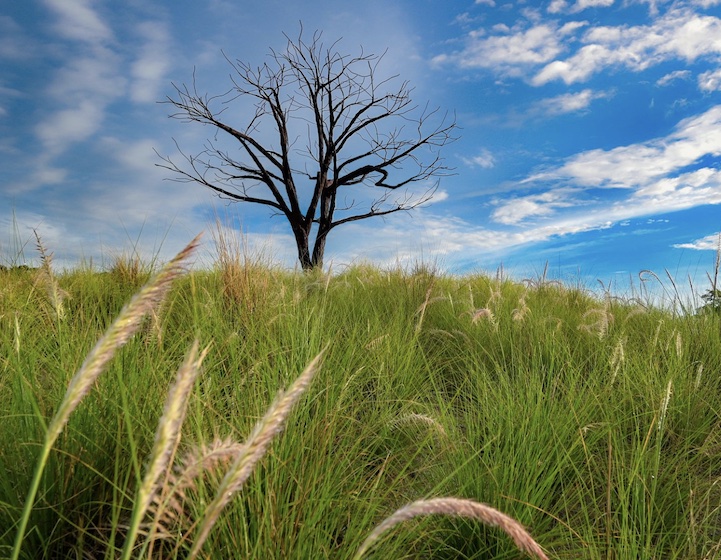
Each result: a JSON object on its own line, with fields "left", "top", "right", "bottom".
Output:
{"left": 44, "top": 0, "right": 113, "bottom": 44}
{"left": 130, "top": 21, "right": 172, "bottom": 104}
{"left": 528, "top": 105, "right": 721, "bottom": 188}
{"left": 532, "top": 88, "right": 610, "bottom": 115}
{"left": 698, "top": 69, "right": 721, "bottom": 92}
{"left": 461, "top": 148, "right": 495, "bottom": 168}
{"left": 673, "top": 232, "right": 721, "bottom": 250}
{"left": 491, "top": 190, "right": 577, "bottom": 225}
{"left": 656, "top": 69, "right": 691, "bottom": 86}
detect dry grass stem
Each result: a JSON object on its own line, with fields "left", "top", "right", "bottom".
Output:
{"left": 353, "top": 497, "right": 549, "bottom": 560}
{"left": 188, "top": 349, "right": 325, "bottom": 559}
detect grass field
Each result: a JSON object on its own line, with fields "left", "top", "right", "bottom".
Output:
{"left": 2, "top": 233, "right": 721, "bottom": 559}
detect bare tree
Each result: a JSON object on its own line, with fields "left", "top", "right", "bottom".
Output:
{"left": 158, "top": 30, "right": 457, "bottom": 270}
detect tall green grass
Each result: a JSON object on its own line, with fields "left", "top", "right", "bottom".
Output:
{"left": 1, "top": 233, "right": 720, "bottom": 558}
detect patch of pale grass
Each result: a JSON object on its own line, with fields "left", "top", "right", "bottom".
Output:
{"left": 353, "top": 497, "right": 549, "bottom": 560}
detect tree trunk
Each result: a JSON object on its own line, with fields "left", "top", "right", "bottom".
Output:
{"left": 311, "top": 231, "right": 327, "bottom": 269}
{"left": 291, "top": 225, "right": 313, "bottom": 271}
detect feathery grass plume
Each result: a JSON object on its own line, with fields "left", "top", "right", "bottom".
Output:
{"left": 471, "top": 307, "right": 497, "bottom": 329}
{"left": 188, "top": 349, "right": 325, "bottom": 559}
{"left": 13, "top": 311, "right": 20, "bottom": 356}
{"left": 10, "top": 233, "right": 201, "bottom": 560}
{"left": 609, "top": 337, "right": 626, "bottom": 385}
{"left": 33, "top": 229, "right": 69, "bottom": 321}
{"left": 353, "top": 497, "right": 549, "bottom": 560}
{"left": 512, "top": 294, "right": 531, "bottom": 322}
{"left": 694, "top": 362, "right": 704, "bottom": 391}
{"left": 365, "top": 333, "right": 389, "bottom": 350}
{"left": 120, "top": 339, "right": 210, "bottom": 560}
{"left": 622, "top": 306, "right": 647, "bottom": 324}
{"left": 415, "top": 285, "right": 435, "bottom": 333}
{"left": 579, "top": 307, "right": 613, "bottom": 339}
{"left": 658, "top": 379, "right": 673, "bottom": 436}
{"left": 140, "top": 437, "right": 247, "bottom": 545}
{"left": 390, "top": 413, "right": 448, "bottom": 439}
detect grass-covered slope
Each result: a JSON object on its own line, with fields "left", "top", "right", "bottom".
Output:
{"left": 1, "top": 240, "right": 721, "bottom": 559}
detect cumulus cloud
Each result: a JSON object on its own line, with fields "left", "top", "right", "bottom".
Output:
{"left": 433, "top": 22, "right": 567, "bottom": 75}
{"left": 533, "top": 9, "right": 721, "bottom": 85}
{"left": 437, "top": 6, "right": 721, "bottom": 86}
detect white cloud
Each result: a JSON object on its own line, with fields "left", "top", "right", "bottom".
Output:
{"left": 656, "top": 69, "right": 691, "bottom": 86}
{"left": 570, "top": 0, "right": 614, "bottom": 13}
{"left": 673, "top": 232, "right": 721, "bottom": 250}
{"left": 475, "top": 0, "right": 496, "bottom": 5}
{"left": 533, "top": 9, "right": 721, "bottom": 85}
{"left": 491, "top": 190, "right": 576, "bottom": 224}
{"left": 130, "top": 21, "right": 172, "bottom": 103}
{"left": 548, "top": 0, "right": 568, "bottom": 13}
{"left": 43, "top": 0, "right": 113, "bottom": 44}
{"left": 461, "top": 148, "right": 495, "bottom": 168}
{"left": 529, "top": 105, "right": 721, "bottom": 188}
{"left": 698, "top": 68, "right": 721, "bottom": 92}
{"left": 35, "top": 100, "right": 106, "bottom": 152}
{"left": 439, "top": 23, "right": 567, "bottom": 75}
{"left": 502, "top": 105, "right": 721, "bottom": 233}
{"left": 533, "top": 88, "right": 609, "bottom": 115}
{"left": 692, "top": 0, "right": 721, "bottom": 6}
{"left": 0, "top": 16, "right": 35, "bottom": 60}
{"left": 559, "top": 21, "right": 590, "bottom": 35}
{"left": 47, "top": 49, "right": 125, "bottom": 99}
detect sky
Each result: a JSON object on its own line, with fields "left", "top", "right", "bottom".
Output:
{"left": 2, "top": 0, "right": 721, "bottom": 303}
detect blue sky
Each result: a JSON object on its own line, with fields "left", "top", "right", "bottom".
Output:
{"left": 2, "top": 0, "right": 721, "bottom": 300}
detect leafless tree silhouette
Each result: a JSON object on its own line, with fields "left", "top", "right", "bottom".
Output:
{"left": 158, "top": 30, "right": 457, "bottom": 270}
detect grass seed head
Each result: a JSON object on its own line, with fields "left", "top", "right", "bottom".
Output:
{"left": 353, "top": 497, "right": 549, "bottom": 560}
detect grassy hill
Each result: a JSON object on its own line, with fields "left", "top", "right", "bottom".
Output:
{"left": 2, "top": 236, "right": 721, "bottom": 559}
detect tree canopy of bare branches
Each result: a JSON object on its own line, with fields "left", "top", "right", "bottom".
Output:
{"left": 158, "top": 30, "right": 457, "bottom": 270}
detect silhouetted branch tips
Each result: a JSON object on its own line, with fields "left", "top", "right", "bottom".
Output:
{"left": 160, "top": 27, "right": 457, "bottom": 270}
